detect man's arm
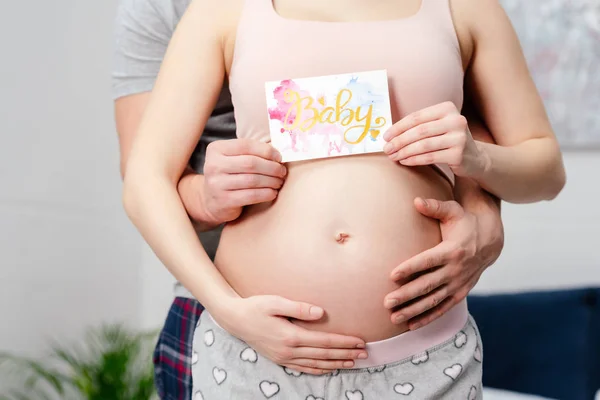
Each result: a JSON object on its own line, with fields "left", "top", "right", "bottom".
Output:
{"left": 112, "top": 0, "right": 285, "bottom": 232}
{"left": 112, "top": 0, "right": 220, "bottom": 230}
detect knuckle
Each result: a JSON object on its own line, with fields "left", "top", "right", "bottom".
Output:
{"left": 453, "top": 114, "right": 468, "bottom": 128}
{"left": 456, "top": 130, "right": 468, "bottom": 144}
{"left": 236, "top": 139, "right": 250, "bottom": 153}
{"left": 322, "top": 349, "right": 333, "bottom": 360}
{"left": 244, "top": 174, "right": 260, "bottom": 188}
{"left": 425, "top": 256, "right": 436, "bottom": 270}
{"left": 206, "top": 141, "right": 219, "bottom": 154}
{"left": 283, "top": 333, "right": 299, "bottom": 348}
{"left": 450, "top": 246, "right": 466, "bottom": 261}
{"left": 416, "top": 124, "right": 429, "bottom": 137}
{"left": 423, "top": 281, "right": 435, "bottom": 295}
{"left": 203, "top": 161, "right": 217, "bottom": 176}
{"left": 205, "top": 175, "right": 217, "bottom": 188}
{"left": 416, "top": 140, "right": 429, "bottom": 153}
{"left": 447, "top": 267, "right": 461, "bottom": 280}
{"left": 430, "top": 296, "right": 440, "bottom": 308}
{"left": 321, "top": 336, "right": 333, "bottom": 349}
{"left": 241, "top": 157, "right": 257, "bottom": 171}
{"left": 274, "top": 352, "right": 288, "bottom": 364}
{"left": 410, "top": 112, "right": 423, "bottom": 126}
{"left": 278, "top": 347, "right": 294, "bottom": 362}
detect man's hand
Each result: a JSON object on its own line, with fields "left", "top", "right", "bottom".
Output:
{"left": 384, "top": 197, "right": 504, "bottom": 330}
{"left": 178, "top": 138, "right": 288, "bottom": 227}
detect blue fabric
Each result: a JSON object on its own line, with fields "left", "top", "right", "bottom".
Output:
{"left": 468, "top": 287, "right": 600, "bottom": 400}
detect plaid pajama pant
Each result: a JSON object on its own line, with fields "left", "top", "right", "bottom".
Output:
{"left": 153, "top": 297, "right": 204, "bottom": 400}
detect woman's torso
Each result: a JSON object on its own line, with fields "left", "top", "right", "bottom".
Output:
{"left": 215, "top": 0, "right": 470, "bottom": 341}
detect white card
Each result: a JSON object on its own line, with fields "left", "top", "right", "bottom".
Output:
{"left": 265, "top": 70, "right": 393, "bottom": 162}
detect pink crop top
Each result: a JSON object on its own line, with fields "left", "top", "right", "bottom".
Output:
{"left": 229, "top": 0, "right": 464, "bottom": 186}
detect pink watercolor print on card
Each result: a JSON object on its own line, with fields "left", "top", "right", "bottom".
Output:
{"left": 265, "top": 70, "right": 393, "bottom": 162}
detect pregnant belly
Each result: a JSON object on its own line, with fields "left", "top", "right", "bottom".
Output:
{"left": 214, "top": 153, "right": 453, "bottom": 342}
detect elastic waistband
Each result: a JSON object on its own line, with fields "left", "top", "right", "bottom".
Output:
{"left": 207, "top": 299, "right": 468, "bottom": 369}
{"left": 353, "top": 298, "right": 468, "bottom": 368}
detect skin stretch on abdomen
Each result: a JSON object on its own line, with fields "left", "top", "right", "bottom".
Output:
{"left": 214, "top": 153, "right": 453, "bottom": 342}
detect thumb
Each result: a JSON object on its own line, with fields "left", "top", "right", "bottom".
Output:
{"left": 414, "top": 197, "right": 464, "bottom": 222}
{"left": 263, "top": 296, "right": 324, "bottom": 321}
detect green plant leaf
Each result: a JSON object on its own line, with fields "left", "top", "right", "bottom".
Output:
{"left": 0, "top": 352, "right": 68, "bottom": 395}
{"left": 1, "top": 324, "right": 159, "bottom": 400}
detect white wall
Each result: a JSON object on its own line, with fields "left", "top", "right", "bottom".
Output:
{"left": 474, "top": 151, "right": 600, "bottom": 294}
{"left": 0, "top": 0, "right": 142, "bottom": 356}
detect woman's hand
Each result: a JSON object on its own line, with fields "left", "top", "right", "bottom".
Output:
{"left": 215, "top": 295, "right": 367, "bottom": 375}
{"left": 180, "top": 138, "right": 288, "bottom": 227}
{"left": 384, "top": 197, "right": 504, "bottom": 330}
{"left": 382, "top": 101, "right": 489, "bottom": 178}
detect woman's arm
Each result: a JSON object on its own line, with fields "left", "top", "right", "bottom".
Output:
{"left": 122, "top": 0, "right": 366, "bottom": 374}
{"left": 463, "top": 0, "right": 566, "bottom": 203}
{"left": 382, "top": 0, "right": 566, "bottom": 204}
{"left": 122, "top": 0, "right": 237, "bottom": 313}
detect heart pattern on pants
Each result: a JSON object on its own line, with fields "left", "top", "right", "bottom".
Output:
{"left": 212, "top": 367, "right": 227, "bottom": 385}
{"left": 367, "top": 365, "right": 386, "bottom": 373}
{"left": 454, "top": 331, "right": 467, "bottom": 348}
{"left": 411, "top": 351, "right": 429, "bottom": 365}
{"left": 345, "top": 389, "right": 364, "bottom": 400}
{"left": 468, "top": 385, "right": 478, "bottom": 400}
{"left": 474, "top": 346, "right": 482, "bottom": 363}
{"left": 259, "top": 380, "right": 280, "bottom": 398}
{"left": 240, "top": 347, "right": 258, "bottom": 363}
{"left": 394, "top": 383, "right": 414, "bottom": 395}
{"left": 283, "top": 367, "right": 302, "bottom": 377}
{"left": 204, "top": 330, "right": 215, "bottom": 347}
{"left": 444, "top": 364, "right": 463, "bottom": 380}
{"left": 193, "top": 391, "right": 204, "bottom": 400}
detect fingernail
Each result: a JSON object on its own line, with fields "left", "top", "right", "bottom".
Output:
{"left": 383, "top": 142, "right": 394, "bottom": 154}
{"left": 357, "top": 352, "right": 368, "bottom": 359}
{"left": 385, "top": 299, "right": 398, "bottom": 309}
{"left": 421, "top": 198, "right": 428, "bottom": 207}
{"left": 343, "top": 361, "right": 354, "bottom": 368}
{"left": 411, "top": 322, "right": 422, "bottom": 330}
{"left": 395, "top": 314, "right": 406, "bottom": 324}
{"left": 355, "top": 343, "right": 365, "bottom": 349}
{"left": 309, "top": 306, "right": 323, "bottom": 317}
{"left": 281, "top": 167, "right": 287, "bottom": 176}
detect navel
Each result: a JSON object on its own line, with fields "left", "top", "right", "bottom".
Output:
{"left": 335, "top": 232, "right": 350, "bottom": 244}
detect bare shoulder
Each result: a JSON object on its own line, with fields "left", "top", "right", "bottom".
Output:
{"left": 448, "top": 0, "right": 511, "bottom": 69}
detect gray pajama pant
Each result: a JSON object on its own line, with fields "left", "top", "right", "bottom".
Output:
{"left": 191, "top": 312, "right": 483, "bottom": 399}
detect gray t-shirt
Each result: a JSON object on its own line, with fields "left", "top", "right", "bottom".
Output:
{"left": 112, "top": 0, "right": 236, "bottom": 298}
